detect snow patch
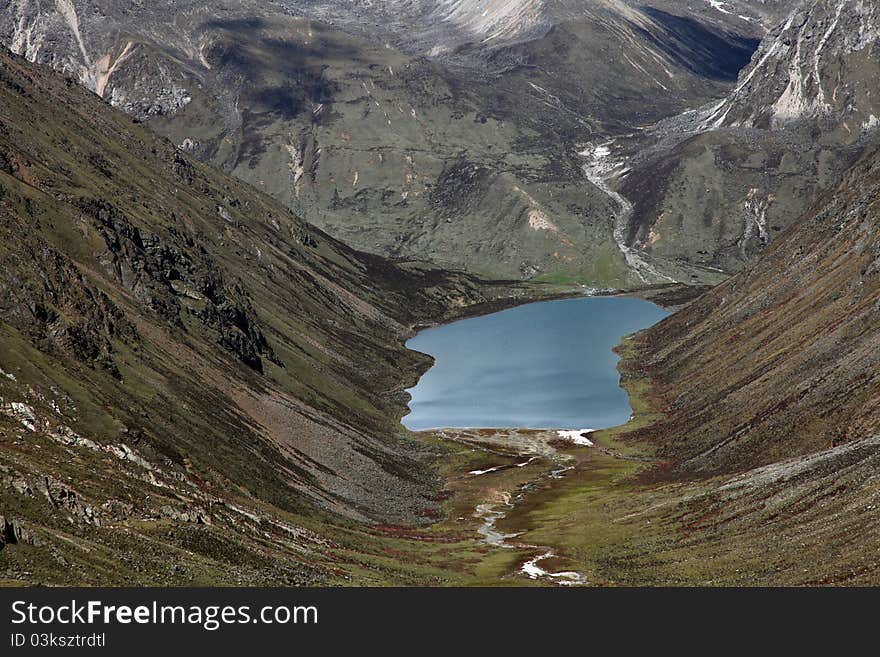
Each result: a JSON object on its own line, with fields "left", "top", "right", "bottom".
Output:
{"left": 557, "top": 429, "right": 595, "bottom": 446}
{"left": 521, "top": 551, "right": 588, "bottom": 585}
{"left": 705, "top": 0, "right": 732, "bottom": 15}
{"left": 468, "top": 466, "right": 502, "bottom": 476}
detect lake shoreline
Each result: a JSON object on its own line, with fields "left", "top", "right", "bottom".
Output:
{"left": 409, "top": 337, "right": 668, "bottom": 586}
{"left": 403, "top": 281, "right": 706, "bottom": 340}
{"left": 403, "top": 295, "right": 669, "bottom": 431}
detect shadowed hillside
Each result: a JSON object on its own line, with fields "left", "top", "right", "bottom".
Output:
{"left": 0, "top": 46, "right": 500, "bottom": 583}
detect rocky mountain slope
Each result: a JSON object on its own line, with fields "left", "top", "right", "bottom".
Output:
{"left": 702, "top": 0, "right": 880, "bottom": 131}
{"left": 275, "top": 0, "right": 561, "bottom": 51}
{"left": 500, "top": 134, "right": 880, "bottom": 586}
{"left": 634, "top": 141, "right": 880, "bottom": 477}
{"left": 557, "top": 136, "right": 880, "bottom": 585}
{"left": 1, "top": 0, "right": 788, "bottom": 285}
{"left": 277, "top": 0, "right": 792, "bottom": 59}
{"left": 0, "top": 46, "right": 504, "bottom": 583}
{"left": 610, "top": 0, "right": 880, "bottom": 274}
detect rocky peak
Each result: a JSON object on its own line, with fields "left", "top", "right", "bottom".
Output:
{"left": 702, "top": 0, "right": 880, "bottom": 138}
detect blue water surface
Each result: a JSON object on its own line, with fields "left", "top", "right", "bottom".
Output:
{"left": 403, "top": 296, "right": 668, "bottom": 430}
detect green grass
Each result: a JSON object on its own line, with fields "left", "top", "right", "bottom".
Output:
{"left": 533, "top": 243, "right": 629, "bottom": 287}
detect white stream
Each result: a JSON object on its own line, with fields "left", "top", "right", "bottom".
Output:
{"left": 473, "top": 497, "right": 587, "bottom": 586}
{"left": 579, "top": 142, "right": 675, "bottom": 285}
{"left": 472, "top": 443, "right": 591, "bottom": 586}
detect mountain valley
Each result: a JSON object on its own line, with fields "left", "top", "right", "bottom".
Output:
{"left": 1, "top": 0, "right": 880, "bottom": 586}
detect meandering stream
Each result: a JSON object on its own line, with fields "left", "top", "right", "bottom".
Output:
{"left": 474, "top": 488, "right": 588, "bottom": 586}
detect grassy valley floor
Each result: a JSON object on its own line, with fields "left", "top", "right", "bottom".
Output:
{"left": 5, "top": 288, "right": 876, "bottom": 586}
{"left": 318, "top": 336, "right": 880, "bottom": 586}
{"left": 316, "top": 338, "right": 675, "bottom": 587}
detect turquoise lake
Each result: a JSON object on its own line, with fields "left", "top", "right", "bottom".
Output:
{"left": 403, "top": 296, "right": 669, "bottom": 431}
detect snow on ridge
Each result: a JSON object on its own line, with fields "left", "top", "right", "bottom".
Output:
{"left": 706, "top": 0, "right": 732, "bottom": 15}
{"left": 431, "top": 0, "right": 546, "bottom": 42}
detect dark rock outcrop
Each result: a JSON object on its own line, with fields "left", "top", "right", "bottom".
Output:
{"left": 76, "top": 197, "right": 281, "bottom": 372}
{"left": 0, "top": 211, "right": 136, "bottom": 378}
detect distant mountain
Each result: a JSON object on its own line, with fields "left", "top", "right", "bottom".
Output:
{"left": 608, "top": 0, "right": 880, "bottom": 275}
{"left": 702, "top": 0, "right": 880, "bottom": 131}
{"left": 1, "top": 0, "right": 788, "bottom": 285}
{"left": 276, "top": 0, "right": 792, "bottom": 57}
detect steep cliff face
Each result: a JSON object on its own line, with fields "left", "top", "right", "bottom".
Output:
{"left": 702, "top": 0, "right": 880, "bottom": 133}
{"left": 616, "top": 0, "right": 880, "bottom": 276}
{"left": 633, "top": 143, "right": 880, "bottom": 476}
